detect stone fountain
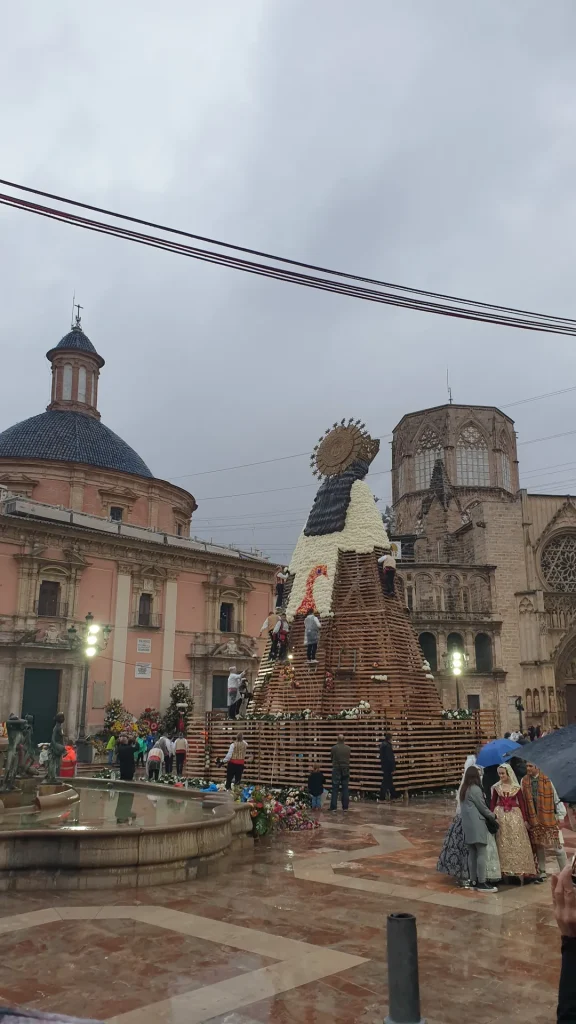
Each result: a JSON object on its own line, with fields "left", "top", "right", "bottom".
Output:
{"left": 0, "top": 712, "right": 253, "bottom": 892}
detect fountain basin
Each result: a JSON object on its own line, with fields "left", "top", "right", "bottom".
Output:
{"left": 0, "top": 777, "right": 253, "bottom": 890}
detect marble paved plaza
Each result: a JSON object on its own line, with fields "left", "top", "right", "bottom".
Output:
{"left": 0, "top": 796, "right": 563, "bottom": 1023}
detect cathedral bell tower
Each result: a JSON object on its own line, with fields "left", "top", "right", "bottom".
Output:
{"left": 46, "top": 308, "right": 105, "bottom": 421}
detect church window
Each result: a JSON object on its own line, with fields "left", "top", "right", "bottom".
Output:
{"left": 78, "top": 366, "right": 86, "bottom": 403}
{"left": 414, "top": 428, "right": 442, "bottom": 491}
{"left": 110, "top": 506, "right": 123, "bottom": 522}
{"left": 474, "top": 633, "right": 493, "bottom": 673}
{"left": 443, "top": 574, "right": 461, "bottom": 613}
{"left": 540, "top": 534, "right": 576, "bottom": 592}
{"left": 419, "top": 632, "right": 437, "bottom": 671}
{"left": 38, "top": 580, "right": 61, "bottom": 617}
{"left": 138, "top": 592, "right": 152, "bottom": 627}
{"left": 220, "top": 602, "right": 234, "bottom": 632}
{"left": 456, "top": 426, "right": 489, "bottom": 487}
{"left": 397, "top": 459, "right": 405, "bottom": 497}
{"left": 62, "top": 363, "right": 73, "bottom": 401}
{"left": 525, "top": 689, "right": 533, "bottom": 713}
{"left": 86, "top": 371, "right": 93, "bottom": 406}
{"left": 447, "top": 632, "right": 464, "bottom": 653}
{"left": 470, "top": 576, "right": 490, "bottom": 613}
{"left": 416, "top": 574, "right": 435, "bottom": 611}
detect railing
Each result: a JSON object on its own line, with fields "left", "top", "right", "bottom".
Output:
{"left": 37, "top": 601, "right": 68, "bottom": 618}
{"left": 410, "top": 609, "right": 493, "bottom": 621}
{"left": 130, "top": 612, "right": 162, "bottom": 628}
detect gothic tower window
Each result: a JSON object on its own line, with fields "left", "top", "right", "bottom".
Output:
{"left": 414, "top": 428, "right": 442, "bottom": 491}
{"left": 525, "top": 689, "right": 533, "bottom": 714}
{"left": 456, "top": 425, "right": 489, "bottom": 487}
{"left": 498, "top": 432, "right": 511, "bottom": 491}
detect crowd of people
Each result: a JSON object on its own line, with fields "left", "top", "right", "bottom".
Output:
{"left": 437, "top": 748, "right": 567, "bottom": 893}
{"left": 105, "top": 730, "right": 189, "bottom": 782}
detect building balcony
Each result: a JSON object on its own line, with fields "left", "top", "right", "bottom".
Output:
{"left": 130, "top": 612, "right": 162, "bottom": 629}
{"left": 410, "top": 609, "right": 493, "bottom": 622}
{"left": 36, "top": 600, "right": 68, "bottom": 619}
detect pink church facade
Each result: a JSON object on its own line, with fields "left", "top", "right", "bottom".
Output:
{"left": 0, "top": 317, "right": 274, "bottom": 742}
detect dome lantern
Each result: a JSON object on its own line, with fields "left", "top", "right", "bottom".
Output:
{"left": 46, "top": 308, "right": 105, "bottom": 420}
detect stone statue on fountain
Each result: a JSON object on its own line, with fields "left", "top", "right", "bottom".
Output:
{"left": 46, "top": 713, "right": 66, "bottom": 783}
{"left": 1, "top": 713, "right": 40, "bottom": 789}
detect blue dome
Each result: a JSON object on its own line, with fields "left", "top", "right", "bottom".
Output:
{"left": 0, "top": 411, "right": 153, "bottom": 478}
{"left": 46, "top": 325, "right": 104, "bottom": 366}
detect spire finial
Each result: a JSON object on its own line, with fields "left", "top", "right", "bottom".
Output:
{"left": 74, "top": 302, "right": 83, "bottom": 329}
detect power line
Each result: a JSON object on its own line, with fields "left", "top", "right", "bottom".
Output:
{"left": 518, "top": 429, "right": 576, "bottom": 446}
{"left": 2, "top": 186, "right": 576, "bottom": 336}
{"left": 3, "top": 176, "right": 576, "bottom": 327}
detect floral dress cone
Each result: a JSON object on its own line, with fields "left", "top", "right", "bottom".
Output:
{"left": 490, "top": 764, "right": 537, "bottom": 879}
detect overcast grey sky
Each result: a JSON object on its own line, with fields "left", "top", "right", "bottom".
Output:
{"left": 2, "top": 0, "right": 576, "bottom": 562}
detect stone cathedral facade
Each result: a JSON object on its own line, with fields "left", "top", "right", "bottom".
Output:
{"left": 391, "top": 403, "right": 576, "bottom": 732}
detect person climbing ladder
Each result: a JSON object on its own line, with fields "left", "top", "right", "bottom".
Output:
{"left": 378, "top": 547, "right": 396, "bottom": 596}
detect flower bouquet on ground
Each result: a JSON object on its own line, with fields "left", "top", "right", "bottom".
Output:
{"left": 442, "top": 708, "right": 473, "bottom": 720}
{"left": 244, "top": 785, "right": 320, "bottom": 836}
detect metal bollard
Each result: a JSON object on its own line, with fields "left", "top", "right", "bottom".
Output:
{"left": 384, "top": 913, "right": 426, "bottom": 1024}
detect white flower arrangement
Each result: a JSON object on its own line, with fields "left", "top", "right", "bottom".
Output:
{"left": 286, "top": 480, "right": 390, "bottom": 620}
{"left": 425, "top": 673, "right": 435, "bottom": 681}
{"left": 371, "top": 674, "right": 388, "bottom": 682}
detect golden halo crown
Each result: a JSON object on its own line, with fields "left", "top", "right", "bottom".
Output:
{"left": 310, "top": 419, "right": 380, "bottom": 479}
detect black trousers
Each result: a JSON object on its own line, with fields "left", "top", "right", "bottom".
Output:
{"left": 165, "top": 755, "right": 173, "bottom": 774}
{"left": 275, "top": 583, "right": 284, "bottom": 607}
{"left": 226, "top": 762, "right": 244, "bottom": 789}
{"left": 148, "top": 764, "right": 160, "bottom": 781}
{"left": 269, "top": 631, "right": 279, "bottom": 659}
{"left": 307, "top": 642, "right": 318, "bottom": 661}
{"left": 383, "top": 568, "right": 396, "bottom": 594}
{"left": 380, "top": 769, "right": 398, "bottom": 800}
{"left": 136, "top": 752, "right": 144, "bottom": 766}
{"left": 176, "top": 752, "right": 186, "bottom": 775}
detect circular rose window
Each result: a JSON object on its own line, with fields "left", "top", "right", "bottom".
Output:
{"left": 540, "top": 534, "right": 576, "bottom": 592}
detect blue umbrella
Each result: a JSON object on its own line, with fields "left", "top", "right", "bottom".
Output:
{"left": 476, "top": 737, "right": 521, "bottom": 767}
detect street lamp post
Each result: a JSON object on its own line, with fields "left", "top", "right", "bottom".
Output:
{"left": 68, "top": 612, "right": 111, "bottom": 763}
{"left": 443, "top": 648, "right": 470, "bottom": 709}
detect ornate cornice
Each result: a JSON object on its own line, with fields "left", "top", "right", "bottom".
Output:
{"left": 0, "top": 514, "right": 275, "bottom": 584}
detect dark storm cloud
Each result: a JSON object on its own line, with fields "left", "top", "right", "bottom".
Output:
{"left": 1, "top": 0, "right": 576, "bottom": 561}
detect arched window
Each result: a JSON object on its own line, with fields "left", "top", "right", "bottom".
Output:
{"left": 533, "top": 689, "right": 541, "bottom": 714}
{"left": 414, "top": 428, "right": 442, "bottom": 491}
{"left": 470, "top": 576, "right": 490, "bottom": 613}
{"left": 447, "top": 632, "right": 464, "bottom": 653}
{"left": 525, "top": 689, "right": 533, "bottom": 714}
{"left": 415, "top": 574, "right": 435, "bottom": 611}
{"left": 62, "top": 363, "right": 73, "bottom": 401}
{"left": 456, "top": 425, "right": 489, "bottom": 487}
{"left": 86, "top": 371, "right": 93, "bottom": 406}
{"left": 138, "top": 592, "right": 152, "bottom": 627}
{"left": 397, "top": 459, "right": 405, "bottom": 498}
{"left": 419, "top": 632, "right": 437, "bottom": 672}
{"left": 498, "top": 433, "right": 511, "bottom": 491}
{"left": 474, "top": 633, "right": 493, "bottom": 673}
{"left": 220, "top": 602, "right": 234, "bottom": 632}
{"left": 78, "top": 366, "right": 86, "bottom": 403}
{"left": 443, "top": 574, "right": 461, "bottom": 614}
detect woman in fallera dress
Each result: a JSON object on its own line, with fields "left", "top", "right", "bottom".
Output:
{"left": 437, "top": 756, "right": 501, "bottom": 886}
{"left": 490, "top": 763, "right": 537, "bottom": 881}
